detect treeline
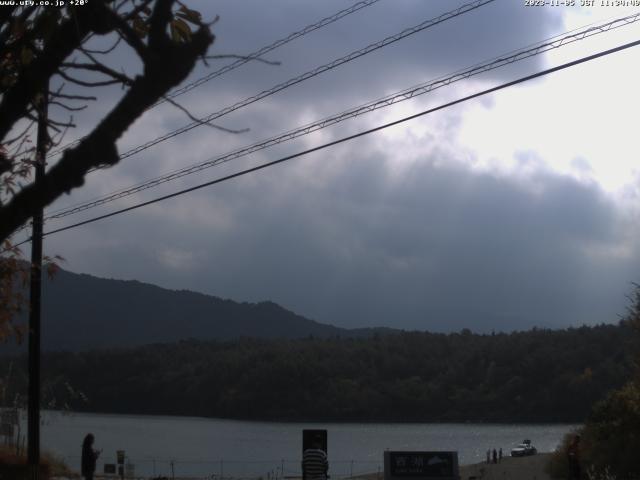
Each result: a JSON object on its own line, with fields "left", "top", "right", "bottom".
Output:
{"left": 2, "top": 323, "right": 636, "bottom": 422}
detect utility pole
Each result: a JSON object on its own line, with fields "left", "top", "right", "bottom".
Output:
{"left": 28, "top": 82, "right": 48, "bottom": 480}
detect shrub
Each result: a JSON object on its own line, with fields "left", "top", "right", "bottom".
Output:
{"left": 0, "top": 445, "right": 75, "bottom": 479}
{"left": 580, "top": 381, "right": 640, "bottom": 479}
{"left": 547, "top": 430, "right": 582, "bottom": 479}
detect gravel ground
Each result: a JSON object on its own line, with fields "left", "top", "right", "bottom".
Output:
{"left": 459, "top": 452, "right": 553, "bottom": 480}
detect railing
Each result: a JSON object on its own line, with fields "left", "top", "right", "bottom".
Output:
{"left": 59, "top": 456, "right": 383, "bottom": 480}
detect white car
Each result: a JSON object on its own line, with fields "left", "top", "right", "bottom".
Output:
{"left": 511, "top": 440, "right": 537, "bottom": 457}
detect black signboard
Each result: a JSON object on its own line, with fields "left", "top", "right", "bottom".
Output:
{"left": 384, "top": 451, "right": 459, "bottom": 480}
{"left": 104, "top": 464, "right": 116, "bottom": 474}
{"left": 302, "top": 430, "right": 328, "bottom": 480}
{"left": 117, "top": 450, "right": 125, "bottom": 464}
{"left": 302, "top": 429, "right": 327, "bottom": 454}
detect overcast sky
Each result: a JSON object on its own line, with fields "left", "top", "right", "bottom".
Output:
{"left": 21, "top": 0, "right": 640, "bottom": 332}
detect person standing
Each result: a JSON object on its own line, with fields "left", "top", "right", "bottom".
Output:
{"left": 81, "top": 433, "right": 100, "bottom": 480}
{"left": 486, "top": 449, "right": 490, "bottom": 464}
{"left": 302, "top": 439, "right": 329, "bottom": 480}
{"left": 498, "top": 448, "right": 503, "bottom": 463}
{"left": 492, "top": 448, "right": 497, "bottom": 464}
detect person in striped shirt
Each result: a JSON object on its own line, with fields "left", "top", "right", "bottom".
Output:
{"left": 302, "top": 440, "right": 329, "bottom": 480}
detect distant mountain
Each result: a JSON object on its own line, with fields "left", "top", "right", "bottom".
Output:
{"left": 6, "top": 268, "right": 395, "bottom": 352}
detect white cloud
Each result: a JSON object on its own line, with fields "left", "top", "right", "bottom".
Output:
{"left": 156, "top": 247, "right": 202, "bottom": 271}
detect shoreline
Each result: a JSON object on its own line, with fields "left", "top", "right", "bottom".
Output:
{"left": 40, "top": 409, "right": 582, "bottom": 425}
{"left": 352, "top": 453, "right": 554, "bottom": 480}
{"left": 458, "top": 453, "right": 553, "bottom": 480}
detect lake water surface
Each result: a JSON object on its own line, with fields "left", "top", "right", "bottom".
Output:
{"left": 40, "top": 411, "right": 578, "bottom": 478}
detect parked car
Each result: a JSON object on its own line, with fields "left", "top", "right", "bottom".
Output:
{"left": 511, "top": 439, "right": 537, "bottom": 457}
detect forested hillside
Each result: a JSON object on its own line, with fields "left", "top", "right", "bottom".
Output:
{"left": 6, "top": 268, "right": 393, "bottom": 353}
{"left": 2, "top": 323, "right": 634, "bottom": 422}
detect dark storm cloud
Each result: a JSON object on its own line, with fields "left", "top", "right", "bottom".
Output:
{"left": 48, "top": 0, "right": 567, "bottom": 215}
{"left": 103, "top": 0, "right": 565, "bottom": 155}
{"left": 47, "top": 140, "right": 640, "bottom": 332}
{"left": 202, "top": 0, "right": 564, "bottom": 100}
{"left": 38, "top": 0, "right": 639, "bottom": 333}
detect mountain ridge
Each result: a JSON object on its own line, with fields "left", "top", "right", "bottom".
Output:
{"left": 6, "top": 267, "right": 395, "bottom": 353}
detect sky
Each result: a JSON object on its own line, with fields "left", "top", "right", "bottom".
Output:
{"left": 17, "top": 0, "right": 640, "bottom": 332}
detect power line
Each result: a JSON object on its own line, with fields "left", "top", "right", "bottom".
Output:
{"left": 46, "top": 0, "right": 384, "bottom": 158}
{"left": 158, "top": 0, "right": 384, "bottom": 104}
{"left": 42, "top": 11, "right": 640, "bottom": 222}
{"left": 92, "top": 0, "right": 496, "bottom": 163}
{"left": 14, "top": 37, "right": 638, "bottom": 248}
{"left": 41, "top": 0, "right": 499, "bottom": 219}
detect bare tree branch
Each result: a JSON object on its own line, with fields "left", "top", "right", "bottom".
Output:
{"left": 57, "top": 69, "right": 124, "bottom": 88}
{"left": 107, "top": 8, "right": 148, "bottom": 60}
{"left": 7, "top": 129, "right": 34, "bottom": 157}
{"left": 205, "top": 54, "right": 281, "bottom": 66}
{"left": 81, "top": 35, "right": 122, "bottom": 55}
{"left": 0, "top": 2, "right": 105, "bottom": 141}
{"left": 47, "top": 83, "right": 90, "bottom": 113}
{"left": 10, "top": 146, "right": 36, "bottom": 160}
{"left": 2, "top": 120, "right": 36, "bottom": 146}
{"left": 162, "top": 95, "right": 249, "bottom": 134}
{"left": 61, "top": 62, "right": 134, "bottom": 85}
{"left": 0, "top": 0, "right": 214, "bottom": 241}
{"left": 47, "top": 117, "right": 75, "bottom": 130}
{"left": 49, "top": 100, "right": 88, "bottom": 112}
{"left": 49, "top": 121, "right": 72, "bottom": 148}
{"left": 49, "top": 91, "right": 97, "bottom": 101}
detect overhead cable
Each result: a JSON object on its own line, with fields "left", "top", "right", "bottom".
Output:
{"left": 46, "top": 0, "right": 384, "bottom": 158}
{"left": 159, "top": 0, "right": 384, "bottom": 104}
{"left": 13, "top": 36, "right": 638, "bottom": 247}
{"left": 94, "top": 0, "right": 496, "bottom": 163}
{"left": 43, "top": 11, "right": 640, "bottom": 222}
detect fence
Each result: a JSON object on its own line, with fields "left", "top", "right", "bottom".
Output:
{"left": 60, "top": 455, "right": 383, "bottom": 480}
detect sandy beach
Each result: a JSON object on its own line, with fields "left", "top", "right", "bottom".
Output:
{"left": 356, "top": 452, "right": 553, "bottom": 480}
{"left": 458, "top": 453, "right": 553, "bottom": 480}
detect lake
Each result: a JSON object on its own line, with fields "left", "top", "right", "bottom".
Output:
{"left": 38, "top": 411, "right": 578, "bottom": 478}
